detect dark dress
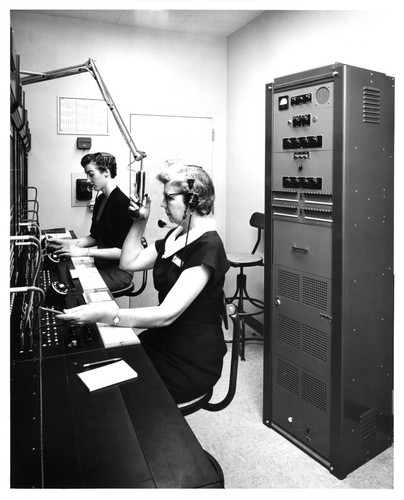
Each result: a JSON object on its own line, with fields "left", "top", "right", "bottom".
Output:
{"left": 89, "top": 186, "right": 133, "bottom": 292}
{"left": 138, "top": 229, "right": 230, "bottom": 404}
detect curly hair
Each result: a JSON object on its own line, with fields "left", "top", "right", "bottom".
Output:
{"left": 156, "top": 164, "right": 215, "bottom": 215}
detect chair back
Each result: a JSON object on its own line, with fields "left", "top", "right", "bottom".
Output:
{"left": 179, "top": 302, "right": 241, "bottom": 416}
{"left": 204, "top": 303, "right": 241, "bottom": 412}
{"left": 249, "top": 212, "right": 264, "bottom": 255}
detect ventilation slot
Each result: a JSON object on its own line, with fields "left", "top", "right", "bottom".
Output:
{"left": 302, "top": 325, "right": 328, "bottom": 362}
{"left": 278, "top": 269, "right": 300, "bottom": 301}
{"left": 360, "top": 408, "right": 377, "bottom": 441}
{"left": 272, "top": 205, "right": 299, "bottom": 219}
{"left": 302, "top": 276, "right": 328, "bottom": 311}
{"left": 277, "top": 315, "right": 299, "bottom": 349}
{"left": 363, "top": 87, "right": 381, "bottom": 124}
{"left": 303, "top": 208, "right": 333, "bottom": 223}
{"left": 272, "top": 190, "right": 298, "bottom": 203}
{"left": 303, "top": 192, "right": 333, "bottom": 206}
{"left": 302, "top": 372, "right": 327, "bottom": 412}
{"left": 277, "top": 359, "right": 299, "bottom": 396}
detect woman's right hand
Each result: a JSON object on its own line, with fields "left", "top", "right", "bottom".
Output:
{"left": 55, "top": 302, "right": 110, "bottom": 325}
{"left": 128, "top": 193, "right": 151, "bottom": 221}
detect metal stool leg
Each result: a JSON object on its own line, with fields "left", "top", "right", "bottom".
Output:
{"left": 237, "top": 273, "right": 246, "bottom": 361}
{"left": 226, "top": 267, "right": 264, "bottom": 360}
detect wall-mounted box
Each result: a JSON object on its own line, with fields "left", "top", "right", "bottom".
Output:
{"left": 76, "top": 137, "right": 92, "bottom": 149}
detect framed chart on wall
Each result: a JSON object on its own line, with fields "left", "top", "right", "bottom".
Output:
{"left": 57, "top": 96, "right": 109, "bottom": 135}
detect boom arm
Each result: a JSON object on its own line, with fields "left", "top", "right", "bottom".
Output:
{"left": 21, "top": 58, "right": 146, "bottom": 164}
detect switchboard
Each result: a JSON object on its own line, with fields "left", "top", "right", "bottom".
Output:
{"left": 263, "top": 63, "right": 394, "bottom": 479}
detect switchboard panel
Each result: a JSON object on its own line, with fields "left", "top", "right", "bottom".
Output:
{"left": 263, "top": 63, "right": 394, "bottom": 479}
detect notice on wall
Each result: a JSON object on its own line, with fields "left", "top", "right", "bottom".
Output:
{"left": 58, "top": 97, "right": 109, "bottom": 135}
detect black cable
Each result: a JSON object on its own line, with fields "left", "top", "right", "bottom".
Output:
{"left": 180, "top": 208, "right": 193, "bottom": 269}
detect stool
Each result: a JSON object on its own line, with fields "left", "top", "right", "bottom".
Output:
{"left": 226, "top": 212, "right": 264, "bottom": 360}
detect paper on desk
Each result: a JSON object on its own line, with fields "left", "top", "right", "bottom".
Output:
{"left": 71, "top": 256, "right": 95, "bottom": 269}
{"left": 83, "top": 290, "right": 114, "bottom": 303}
{"left": 69, "top": 267, "right": 108, "bottom": 291}
{"left": 96, "top": 322, "right": 140, "bottom": 348}
{"left": 77, "top": 360, "right": 137, "bottom": 392}
{"left": 46, "top": 231, "right": 72, "bottom": 239}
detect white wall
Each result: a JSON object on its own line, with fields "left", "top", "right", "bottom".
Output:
{"left": 10, "top": 10, "right": 402, "bottom": 324}
{"left": 226, "top": 10, "right": 402, "bottom": 319}
{"left": 11, "top": 11, "right": 227, "bottom": 241}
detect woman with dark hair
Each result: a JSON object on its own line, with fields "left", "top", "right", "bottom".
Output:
{"left": 49, "top": 152, "right": 133, "bottom": 292}
{"left": 57, "top": 164, "right": 229, "bottom": 404}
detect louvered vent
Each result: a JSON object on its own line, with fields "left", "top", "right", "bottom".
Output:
{"left": 303, "top": 208, "right": 333, "bottom": 223}
{"left": 302, "top": 276, "right": 328, "bottom": 311}
{"left": 277, "top": 315, "right": 299, "bottom": 349}
{"left": 302, "top": 324, "right": 328, "bottom": 362}
{"left": 303, "top": 192, "right": 333, "bottom": 205}
{"left": 272, "top": 190, "right": 298, "bottom": 202}
{"left": 302, "top": 372, "right": 327, "bottom": 412}
{"left": 272, "top": 205, "right": 299, "bottom": 218}
{"left": 363, "top": 87, "right": 381, "bottom": 124}
{"left": 277, "top": 359, "right": 299, "bottom": 395}
{"left": 278, "top": 269, "right": 300, "bottom": 301}
{"left": 360, "top": 408, "right": 377, "bottom": 441}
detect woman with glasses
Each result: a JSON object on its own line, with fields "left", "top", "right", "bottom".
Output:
{"left": 49, "top": 152, "right": 133, "bottom": 292}
{"left": 57, "top": 164, "right": 229, "bottom": 404}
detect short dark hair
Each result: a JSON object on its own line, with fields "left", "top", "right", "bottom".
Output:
{"left": 81, "top": 152, "right": 117, "bottom": 178}
{"left": 80, "top": 154, "right": 93, "bottom": 168}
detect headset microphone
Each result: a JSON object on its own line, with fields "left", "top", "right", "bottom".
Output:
{"left": 158, "top": 219, "right": 179, "bottom": 229}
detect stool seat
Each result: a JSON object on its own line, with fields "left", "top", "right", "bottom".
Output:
{"left": 227, "top": 253, "right": 263, "bottom": 267}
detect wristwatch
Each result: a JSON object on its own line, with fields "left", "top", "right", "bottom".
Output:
{"left": 113, "top": 309, "right": 120, "bottom": 326}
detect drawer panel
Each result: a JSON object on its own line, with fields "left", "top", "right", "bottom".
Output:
{"left": 273, "top": 220, "right": 332, "bottom": 278}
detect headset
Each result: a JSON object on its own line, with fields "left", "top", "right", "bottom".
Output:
{"left": 157, "top": 178, "right": 200, "bottom": 228}
{"left": 183, "top": 179, "right": 199, "bottom": 213}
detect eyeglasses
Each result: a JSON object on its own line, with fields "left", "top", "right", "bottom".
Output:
{"left": 163, "top": 192, "right": 184, "bottom": 204}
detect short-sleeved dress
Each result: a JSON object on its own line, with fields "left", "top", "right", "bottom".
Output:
{"left": 89, "top": 186, "right": 133, "bottom": 292}
{"left": 138, "top": 229, "right": 230, "bottom": 404}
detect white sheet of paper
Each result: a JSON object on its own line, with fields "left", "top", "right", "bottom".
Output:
{"left": 96, "top": 323, "right": 140, "bottom": 348}
{"left": 84, "top": 291, "right": 114, "bottom": 303}
{"left": 46, "top": 231, "right": 72, "bottom": 239}
{"left": 71, "top": 256, "right": 95, "bottom": 269}
{"left": 69, "top": 267, "right": 108, "bottom": 291}
{"left": 77, "top": 360, "right": 137, "bottom": 392}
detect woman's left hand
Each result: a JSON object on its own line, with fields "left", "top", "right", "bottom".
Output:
{"left": 55, "top": 303, "right": 110, "bottom": 325}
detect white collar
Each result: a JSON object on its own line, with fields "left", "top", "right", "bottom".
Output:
{"left": 162, "top": 218, "right": 216, "bottom": 259}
